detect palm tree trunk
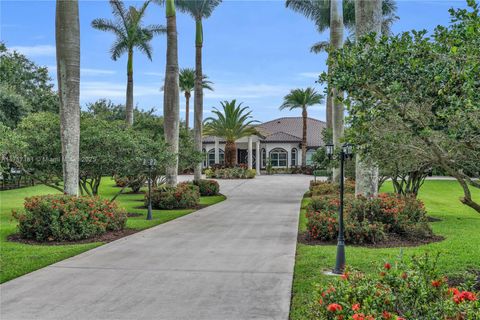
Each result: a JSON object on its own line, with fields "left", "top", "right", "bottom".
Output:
{"left": 301, "top": 106, "right": 307, "bottom": 167}
{"left": 354, "top": 0, "right": 382, "bottom": 196}
{"left": 225, "top": 140, "right": 237, "bottom": 167}
{"left": 126, "top": 49, "right": 134, "bottom": 126}
{"left": 163, "top": 0, "right": 180, "bottom": 186}
{"left": 326, "top": 70, "right": 333, "bottom": 130}
{"left": 56, "top": 0, "right": 80, "bottom": 196}
{"left": 331, "top": 0, "right": 344, "bottom": 184}
{"left": 193, "top": 18, "right": 204, "bottom": 182}
{"left": 185, "top": 91, "right": 190, "bottom": 129}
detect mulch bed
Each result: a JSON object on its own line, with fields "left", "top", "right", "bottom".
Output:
{"left": 8, "top": 228, "right": 139, "bottom": 246}
{"left": 298, "top": 232, "right": 445, "bottom": 248}
{"left": 448, "top": 269, "right": 480, "bottom": 291}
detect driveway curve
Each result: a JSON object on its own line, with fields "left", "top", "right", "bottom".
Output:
{"left": 1, "top": 175, "right": 310, "bottom": 320}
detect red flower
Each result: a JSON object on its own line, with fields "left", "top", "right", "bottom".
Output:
{"left": 382, "top": 311, "right": 392, "bottom": 319}
{"left": 341, "top": 272, "right": 349, "bottom": 280}
{"left": 452, "top": 290, "right": 477, "bottom": 304}
{"left": 353, "top": 314, "right": 365, "bottom": 320}
{"left": 352, "top": 303, "right": 361, "bottom": 311}
{"left": 318, "top": 298, "right": 323, "bottom": 305}
{"left": 384, "top": 263, "right": 391, "bottom": 270}
{"left": 327, "top": 303, "right": 343, "bottom": 312}
{"left": 431, "top": 280, "right": 441, "bottom": 288}
{"left": 397, "top": 318, "right": 406, "bottom": 320}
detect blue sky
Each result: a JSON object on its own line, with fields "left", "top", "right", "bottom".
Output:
{"left": 0, "top": 0, "right": 468, "bottom": 123}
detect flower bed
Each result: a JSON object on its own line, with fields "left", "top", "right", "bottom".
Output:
{"left": 147, "top": 183, "right": 200, "bottom": 209}
{"left": 205, "top": 167, "right": 256, "bottom": 179}
{"left": 313, "top": 255, "right": 479, "bottom": 319}
{"left": 13, "top": 195, "right": 127, "bottom": 241}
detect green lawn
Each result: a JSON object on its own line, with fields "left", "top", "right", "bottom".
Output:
{"left": 290, "top": 180, "right": 480, "bottom": 320}
{"left": 0, "top": 177, "right": 225, "bottom": 283}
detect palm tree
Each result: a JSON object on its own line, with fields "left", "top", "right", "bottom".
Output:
{"left": 204, "top": 100, "right": 258, "bottom": 167}
{"left": 176, "top": 0, "right": 222, "bottom": 181}
{"left": 56, "top": 0, "right": 80, "bottom": 196}
{"left": 285, "top": 0, "right": 398, "bottom": 128}
{"left": 279, "top": 88, "right": 324, "bottom": 167}
{"left": 179, "top": 68, "right": 213, "bottom": 129}
{"left": 354, "top": 0, "right": 382, "bottom": 196}
{"left": 92, "top": 0, "right": 166, "bottom": 126}
{"left": 162, "top": 0, "right": 180, "bottom": 186}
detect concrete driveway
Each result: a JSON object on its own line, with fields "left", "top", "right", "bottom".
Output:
{"left": 0, "top": 175, "right": 310, "bottom": 320}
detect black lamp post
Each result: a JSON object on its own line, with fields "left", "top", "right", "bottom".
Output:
{"left": 143, "top": 158, "right": 157, "bottom": 221}
{"left": 326, "top": 142, "right": 354, "bottom": 274}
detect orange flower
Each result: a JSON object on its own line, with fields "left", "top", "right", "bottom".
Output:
{"left": 382, "top": 311, "right": 392, "bottom": 319}
{"left": 327, "top": 303, "right": 343, "bottom": 312}
{"left": 352, "top": 303, "right": 361, "bottom": 311}
{"left": 431, "top": 280, "right": 441, "bottom": 288}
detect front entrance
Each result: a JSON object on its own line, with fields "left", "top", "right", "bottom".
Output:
{"left": 237, "top": 149, "right": 256, "bottom": 167}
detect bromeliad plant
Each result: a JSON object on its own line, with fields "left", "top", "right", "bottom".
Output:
{"left": 313, "top": 254, "right": 479, "bottom": 319}
{"left": 203, "top": 100, "right": 258, "bottom": 167}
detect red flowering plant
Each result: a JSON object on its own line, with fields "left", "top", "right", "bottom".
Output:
{"left": 306, "top": 193, "right": 432, "bottom": 244}
{"left": 13, "top": 195, "right": 127, "bottom": 241}
{"left": 193, "top": 179, "right": 220, "bottom": 196}
{"left": 312, "top": 254, "right": 479, "bottom": 319}
{"left": 147, "top": 183, "right": 200, "bottom": 209}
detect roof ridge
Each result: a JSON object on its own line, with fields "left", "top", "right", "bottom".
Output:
{"left": 259, "top": 116, "right": 326, "bottom": 125}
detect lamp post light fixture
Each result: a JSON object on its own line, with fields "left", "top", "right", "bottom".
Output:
{"left": 325, "top": 142, "right": 354, "bottom": 274}
{"left": 143, "top": 158, "right": 157, "bottom": 221}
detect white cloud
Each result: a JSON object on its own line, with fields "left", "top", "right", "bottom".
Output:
{"left": 10, "top": 44, "right": 56, "bottom": 57}
{"left": 205, "top": 83, "right": 291, "bottom": 100}
{"left": 80, "top": 81, "right": 162, "bottom": 101}
{"left": 144, "top": 71, "right": 164, "bottom": 76}
{"left": 297, "top": 72, "right": 321, "bottom": 79}
{"left": 81, "top": 68, "right": 116, "bottom": 76}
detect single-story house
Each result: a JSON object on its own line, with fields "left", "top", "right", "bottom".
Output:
{"left": 202, "top": 117, "right": 326, "bottom": 172}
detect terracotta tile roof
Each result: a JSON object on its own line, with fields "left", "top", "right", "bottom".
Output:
{"left": 257, "top": 117, "right": 326, "bottom": 147}
{"left": 203, "top": 117, "right": 326, "bottom": 147}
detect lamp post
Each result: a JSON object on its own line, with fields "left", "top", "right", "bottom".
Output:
{"left": 326, "top": 143, "right": 354, "bottom": 274}
{"left": 143, "top": 158, "right": 157, "bottom": 221}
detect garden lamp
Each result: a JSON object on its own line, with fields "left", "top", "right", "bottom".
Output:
{"left": 326, "top": 143, "right": 334, "bottom": 160}
{"left": 143, "top": 158, "right": 157, "bottom": 221}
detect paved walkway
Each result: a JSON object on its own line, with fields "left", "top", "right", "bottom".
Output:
{"left": 1, "top": 175, "right": 310, "bottom": 320}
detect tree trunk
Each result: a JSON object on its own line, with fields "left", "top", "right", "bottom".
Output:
{"left": 193, "top": 18, "right": 204, "bottom": 182}
{"left": 301, "top": 107, "right": 307, "bottom": 167}
{"left": 126, "top": 49, "right": 134, "bottom": 126}
{"left": 185, "top": 91, "right": 190, "bottom": 129}
{"left": 330, "top": 0, "right": 345, "bottom": 183}
{"left": 354, "top": 0, "right": 382, "bottom": 196}
{"left": 326, "top": 70, "right": 333, "bottom": 130}
{"left": 56, "top": 0, "right": 80, "bottom": 196}
{"left": 163, "top": 0, "right": 180, "bottom": 186}
{"left": 225, "top": 140, "right": 237, "bottom": 167}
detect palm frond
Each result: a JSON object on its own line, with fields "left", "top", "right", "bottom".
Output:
{"left": 110, "top": 38, "right": 129, "bottom": 60}
{"left": 310, "top": 40, "right": 330, "bottom": 54}
{"left": 176, "top": 0, "right": 222, "bottom": 19}
{"left": 280, "top": 87, "right": 324, "bottom": 111}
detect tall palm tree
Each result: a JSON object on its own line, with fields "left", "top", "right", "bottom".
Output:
{"left": 176, "top": 0, "right": 222, "bottom": 181}
{"left": 279, "top": 88, "right": 324, "bottom": 167}
{"left": 162, "top": 0, "right": 180, "bottom": 186}
{"left": 56, "top": 0, "right": 80, "bottom": 196}
{"left": 179, "top": 68, "right": 213, "bottom": 129}
{"left": 204, "top": 100, "right": 258, "bottom": 167}
{"left": 92, "top": 0, "right": 166, "bottom": 126}
{"left": 286, "top": 0, "right": 398, "bottom": 129}
{"left": 354, "top": 0, "right": 382, "bottom": 196}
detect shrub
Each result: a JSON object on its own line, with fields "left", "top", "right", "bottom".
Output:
{"left": 306, "top": 193, "right": 432, "bottom": 244}
{"left": 193, "top": 179, "right": 220, "bottom": 196}
{"left": 313, "top": 254, "right": 479, "bottom": 319}
{"left": 113, "top": 175, "right": 128, "bottom": 188}
{"left": 205, "top": 167, "right": 256, "bottom": 179}
{"left": 310, "top": 180, "right": 355, "bottom": 195}
{"left": 147, "top": 183, "right": 200, "bottom": 209}
{"left": 13, "top": 195, "right": 127, "bottom": 241}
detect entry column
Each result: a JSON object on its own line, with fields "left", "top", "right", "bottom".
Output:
{"left": 247, "top": 136, "right": 253, "bottom": 169}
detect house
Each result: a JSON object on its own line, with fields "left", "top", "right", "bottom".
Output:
{"left": 202, "top": 117, "right": 326, "bottom": 172}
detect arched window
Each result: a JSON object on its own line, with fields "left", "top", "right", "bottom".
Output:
{"left": 269, "top": 148, "right": 288, "bottom": 167}
{"left": 306, "top": 149, "right": 316, "bottom": 165}
{"left": 291, "top": 148, "right": 297, "bottom": 166}
{"left": 262, "top": 148, "right": 266, "bottom": 168}
{"left": 202, "top": 148, "right": 207, "bottom": 167}
{"left": 207, "top": 148, "right": 225, "bottom": 167}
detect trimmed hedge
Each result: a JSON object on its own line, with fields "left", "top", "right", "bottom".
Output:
{"left": 205, "top": 167, "right": 256, "bottom": 179}
{"left": 193, "top": 179, "right": 220, "bottom": 196}
{"left": 147, "top": 183, "right": 200, "bottom": 209}
{"left": 13, "top": 195, "right": 127, "bottom": 241}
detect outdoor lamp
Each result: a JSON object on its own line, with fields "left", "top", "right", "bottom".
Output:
{"left": 326, "top": 143, "right": 334, "bottom": 160}
{"left": 143, "top": 158, "right": 157, "bottom": 220}
{"left": 342, "top": 143, "right": 354, "bottom": 159}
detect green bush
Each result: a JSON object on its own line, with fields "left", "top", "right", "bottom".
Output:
{"left": 313, "top": 254, "right": 479, "bottom": 319}
{"left": 306, "top": 193, "right": 432, "bottom": 244}
{"left": 193, "top": 179, "right": 220, "bottom": 196}
{"left": 13, "top": 195, "right": 127, "bottom": 241}
{"left": 310, "top": 180, "right": 355, "bottom": 195}
{"left": 147, "top": 183, "right": 200, "bottom": 209}
{"left": 205, "top": 167, "right": 256, "bottom": 179}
